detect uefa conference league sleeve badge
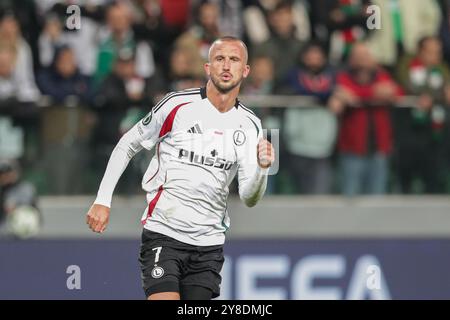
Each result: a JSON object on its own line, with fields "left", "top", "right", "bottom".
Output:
{"left": 142, "top": 110, "right": 153, "bottom": 126}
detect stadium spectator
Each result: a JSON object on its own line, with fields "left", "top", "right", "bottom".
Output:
{"left": 243, "top": 0, "right": 310, "bottom": 46}
{"left": 366, "top": 0, "right": 442, "bottom": 68}
{"left": 158, "top": 0, "right": 191, "bottom": 29}
{"left": 0, "top": 44, "right": 31, "bottom": 108}
{"left": 251, "top": 1, "right": 307, "bottom": 85}
{"left": 243, "top": 55, "right": 275, "bottom": 96}
{"left": 242, "top": 54, "right": 278, "bottom": 132}
{"left": 94, "top": 48, "right": 162, "bottom": 143}
{"left": 38, "top": 13, "right": 67, "bottom": 68}
{"left": 281, "top": 42, "right": 338, "bottom": 194}
{"left": 37, "top": 46, "right": 93, "bottom": 105}
{"left": 130, "top": 0, "right": 189, "bottom": 74}
{"left": 0, "top": 14, "right": 40, "bottom": 165}
{"left": 394, "top": 36, "right": 450, "bottom": 193}
{"left": 0, "top": 12, "right": 40, "bottom": 104}
{"left": 94, "top": 2, "right": 155, "bottom": 86}
{"left": 175, "top": 1, "right": 223, "bottom": 79}
{"left": 191, "top": 0, "right": 244, "bottom": 38}
{"left": 310, "top": 0, "right": 371, "bottom": 63}
{"left": 167, "top": 46, "right": 205, "bottom": 91}
{"left": 131, "top": 0, "right": 190, "bottom": 32}
{"left": 38, "top": 6, "right": 101, "bottom": 76}
{"left": 307, "top": 0, "right": 371, "bottom": 62}
{"left": 242, "top": 55, "right": 278, "bottom": 194}
{"left": 334, "top": 42, "right": 402, "bottom": 196}
{"left": 0, "top": 1, "right": 40, "bottom": 66}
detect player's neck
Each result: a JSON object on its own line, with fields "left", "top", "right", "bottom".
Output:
{"left": 206, "top": 81, "right": 239, "bottom": 113}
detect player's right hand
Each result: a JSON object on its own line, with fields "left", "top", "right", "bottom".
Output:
{"left": 86, "top": 204, "right": 110, "bottom": 233}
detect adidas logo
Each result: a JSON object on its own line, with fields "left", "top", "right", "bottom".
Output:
{"left": 187, "top": 124, "right": 203, "bottom": 134}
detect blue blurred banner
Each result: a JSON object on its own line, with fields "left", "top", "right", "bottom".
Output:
{"left": 0, "top": 238, "right": 449, "bottom": 299}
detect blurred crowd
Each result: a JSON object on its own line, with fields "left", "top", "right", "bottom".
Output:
{"left": 1, "top": 0, "right": 450, "bottom": 202}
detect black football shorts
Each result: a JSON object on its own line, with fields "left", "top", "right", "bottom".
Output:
{"left": 139, "top": 228, "right": 225, "bottom": 299}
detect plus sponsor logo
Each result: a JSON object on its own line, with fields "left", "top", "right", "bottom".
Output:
{"left": 178, "top": 148, "right": 233, "bottom": 170}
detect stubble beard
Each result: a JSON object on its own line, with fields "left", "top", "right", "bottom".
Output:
{"left": 210, "top": 74, "right": 243, "bottom": 94}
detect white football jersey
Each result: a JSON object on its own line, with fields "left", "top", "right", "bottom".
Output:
{"left": 95, "top": 87, "right": 268, "bottom": 246}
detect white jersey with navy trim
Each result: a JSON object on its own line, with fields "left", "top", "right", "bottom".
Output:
{"left": 94, "top": 87, "right": 268, "bottom": 246}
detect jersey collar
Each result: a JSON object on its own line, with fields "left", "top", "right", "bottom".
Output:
{"left": 200, "top": 86, "right": 240, "bottom": 109}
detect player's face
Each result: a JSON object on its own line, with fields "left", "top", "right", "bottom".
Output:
{"left": 205, "top": 41, "right": 250, "bottom": 94}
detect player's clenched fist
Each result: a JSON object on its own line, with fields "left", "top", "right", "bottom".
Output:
{"left": 86, "top": 204, "right": 110, "bottom": 233}
{"left": 257, "top": 138, "right": 275, "bottom": 169}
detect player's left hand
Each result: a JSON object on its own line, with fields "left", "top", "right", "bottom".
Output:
{"left": 86, "top": 204, "right": 110, "bottom": 233}
{"left": 257, "top": 138, "right": 275, "bottom": 169}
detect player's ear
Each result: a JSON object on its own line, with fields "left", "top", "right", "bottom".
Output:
{"left": 204, "top": 62, "right": 211, "bottom": 76}
{"left": 243, "top": 64, "right": 250, "bottom": 79}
